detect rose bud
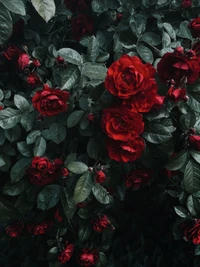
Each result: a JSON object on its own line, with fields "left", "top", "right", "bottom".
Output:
{"left": 181, "top": 0, "right": 192, "bottom": 8}
{"left": 189, "top": 135, "right": 200, "bottom": 151}
{"left": 61, "top": 168, "right": 69, "bottom": 177}
{"left": 188, "top": 18, "right": 200, "bottom": 38}
{"left": 91, "top": 215, "right": 112, "bottom": 232}
{"left": 55, "top": 55, "right": 65, "bottom": 65}
{"left": 58, "top": 242, "right": 74, "bottom": 264}
{"left": 17, "top": 53, "right": 30, "bottom": 70}
{"left": 167, "top": 87, "right": 187, "bottom": 102}
{"left": 54, "top": 209, "right": 63, "bottom": 222}
{"left": 95, "top": 171, "right": 106, "bottom": 184}
{"left": 78, "top": 248, "right": 99, "bottom": 266}
{"left": 32, "top": 59, "right": 41, "bottom": 67}
{"left": 5, "top": 221, "right": 24, "bottom": 238}
{"left": 87, "top": 113, "right": 95, "bottom": 122}
{"left": 151, "top": 95, "right": 165, "bottom": 110}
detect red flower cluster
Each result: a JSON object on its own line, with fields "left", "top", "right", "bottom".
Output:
{"left": 5, "top": 221, "right": 24, "bottom": 238}
{"left": 27, "top": 220, "right": 53, "bottom": 235}
{"left": 181, "top": 0, "right": 192, "bottom": 8}
{"left": 78, "top": 248, "right": 99, "bottom": 266}
{"left": 28, "top": 156, "right": 63, "bottom": 186}
{"left": 32, "top": 84, "right": 70, "bottom": 116}
{"left": 125, "top": 169, "right": 152, "bottom": 189}
{"left": 184, "top": 220, "right": 200, "bottom": 245}
{"left": 91, "top": 215, "right": 111, "bottom": 232}
{"left": 58, "top": 242, "right": 74, "bottom": 264}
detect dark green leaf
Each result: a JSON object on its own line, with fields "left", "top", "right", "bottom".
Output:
{"left": 78, "top": 224, "right": 92, "bottom": 242}
{"left": 3, "top": 181, "right": 25, "bottom": 196}
{"left": 96, "top": 252, "right": 107, "bottom": 267}
{"left": 136, "top": 44, "right": 154, "bottom": 64}
{"left": 0, "top": 108, "right": 22, "bottom": 129}
{"left": 0, "top": 4, "right": 12, "bottom": 45}
{"left": 57, "top": 48, "right": 83, "bottom": 65}
{"left": 26, "top": 130, "right": 41, "bottom": 145}
{"left": 174, "top": 206, "right": 187, "bottom": 218}
{"left": 0, "top": 198, "right": 20, "bottom": 221}
{"left": 179, "top": 21, "right": 192, "bottom": 39}
{"left": 66, "top": 161, "right": 88, "bottom": 174}
{"left": 37, "top": 185, "right": 61, "bottom": 210}
{"left": 10, "top": 158, "right": 31, "bottom": 183}
{"left": 184, "top": 160, "right": 200, "bottom": 194}
{"left": 0, "top": 0, "right": 26, "bottom": 15}
{"left": 82, "top": 63, "right": 107, "bottom": 80}
{"left": 87, "top": 137, "right": 99, "bottom": 160}
{"left": 61, "top": 65, "right": 80, "bottom": 90}
{"left": 5, "top": 125, "right": 21, "bottom": 142}
{"left": 17, "top": 141, "right": 32, "bottom": 157}
{"left": 180, "top": 112, "right": 196, "bottom": 130}
{"left": 140, "top": 32, "right": 161, "bottom": 46}
{"left": 87, "top": 36, "right": 99, "bottom": 62}
{"left": 190, "top": 150, "right": 200, "bottom": 164}
{"left": 187, "top": 195, "right": 197, "bottom": 216}
{"left": 33, "top": 136, "right": 46, "bottom": 156}
{"left": 61, "top": 188, "right": 76, "bottom": 219}
{"left": 165, "top": 149, "right": 188, "bottom": 171}
{"left": 42, "top": 123, "right": 66, "bottom": 144}
{"left": 163, "top": 22, "right": 176, "bottom": 40}
{"left": 143, "top": 123, "right": 172, "bottom": 144}
{"left": 67, "top": 110, "right": 84, "bottom": 128}
{"left": 162, "top": 32, "right": 171, "bottom": 47}
{"left": 74, "top": 172, "right": 93, "bottom": 204}
{"left": 14, "top": 94, "right": 30, "bottom": 112}
{"left": 31, "top": 0, "right": 55, "bottom": 23}
{"left": 92, "top": 184, "right": 113, "bottom": 204}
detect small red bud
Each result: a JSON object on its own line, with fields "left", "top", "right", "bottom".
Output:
{"left": 87, "top": 113, "right": 95, "bottom": 122}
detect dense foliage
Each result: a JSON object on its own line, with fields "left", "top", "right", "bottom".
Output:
{"left": 2, "top": 0, "right": 200, "bottom": 266}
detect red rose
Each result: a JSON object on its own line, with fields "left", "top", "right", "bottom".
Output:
{"left": 125, "top": 169, "right": 152, "bottom": 189}
{"left": 5, "top": 221, "right": 24, "bottom": 238}
{"left": 151, "top": 95, "right": 165, "bottom": 110}
{"left": 87, "top": 113, "right": 95, "bottom": 122}
{"left": 3, "top": 45, "right": 21, "bottom": 60}
{"left": 17, "top": 53, "right": 30, "bottom": 70}
{"left": 71, "top": 14, "right": 93, "bottom": 41}
{"left": 95, "top": 171, "right": 106, "bottom": 184}
{"left": 28, "top": 157, "right": 63, "bottom": 186}
{"left": 181, "top": 0, "right": 192, "bottom": 8}
{"left": 64, "top": 0, "right": 90, "bottom": 12}
{"left": 61, "top": 167, "right": 69, "bottom": 177}
{"left": 54, "top": 209, "right": 63, "bottom": 222}
{"left": 27, "top": 72, "right": 42, "bottom": 87}
{"left": 106, "top": 137, "right": 145, "bottom": 162}
{"left": 32, "top": 84, "right": 70, "bottom": 116}
{"left": 0, "top": 106, "right": 3, "bottom": 111}
{"left": 186, "top": 220, "right": 200, "bottom": 245}
{"left": 78, "top": 248, "right": 99, "bottom": 266}
{"left": 32, "top": 59, "right": 41, "bottom": 67}
{"left": 105, "top": 55, "right": 156, "bottom": 99}
{"left": 122, "top": 80, "right": 158, "bottom": 113}
{"left": 189, "top": 135, "right": 200, "bottom": 151}
{"left": 92, "top": 215, "right": 111, "bottom": 232}
{"left": 157, "top": 49, "right": 200, "bottom": 86}
{"left": 188, "top": 18, "right": 200, "bottom": 38}
{"left": 32, "top": 220, "right": 53, "bottom": 235}
{"left": 192, "top": 42, "right": 200, "bottom": 57}
{"left": 58, "top": 242, "right": 74, "bottom": 264}
{"left": 167, "top": 86, "right": 187, "bottom": 102}
{"left": 101, "top": 107, "right": 144, "bottom": 142}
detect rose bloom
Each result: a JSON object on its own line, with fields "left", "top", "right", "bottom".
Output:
{"left": 71, "top": 14, "right": 93, "bottom": 41}
{"left": 95, "top": 171, "right": 106, "bottom": 184}
{"left": 78, "top": 248, "right": 99, "bottom": 266}
{"left": 122, "top": 79, "right": 158, "bottom": 113}
{"left": 92, "top": 215, "right": 111, "bottom": 232}
{"left": 106, "top": 137, "right": 145, "bottom": 162}
{"left": 101, "top": 107, "right": 144, "bottom": 142}
{"left": 157, "top": 48, "right": 200, "bottom": 86}
{"left": 167, "top": 86, "right": 187, "bottom": 102}
{"left": 5, "top": 221, "right": 24, "bottom": 238}
{"left": 151, "top": 95, "right": 165, "bottom": 110}
{"left": 105, "top": 55, "right": 156, "bottom": 99}
{"left": 64, "top": 0, "right": 90, "bottom": 12}
{"left": 17, "top": 53, "right": 30, "bottom": 70}
{"left": 125, "top": 169, "right": 152, "bottom": 189}
{"left": 189, "top": 135, "right": 200, "bottom": 151}
{"left": 28, "top": 220, "right": 53, "bottom": 235}
{"left": 188, "top": 18, "right": 200, "bottom": 38}
{"left": 186, "top": 220, "right": 200, "bottom": 245}
{"left": 28, "top": 157, "right": 63, "bottom": 186}
{"left": 3, "top": 45, "right": 21, "bottom": 60}
{"left": 32, "top": 84, "right": 70, "bottom": 116}
{"left": 27, "top": 72, "right": 42, "bottom": 88}
{"left": 58, "top": 242, "right": 74, "bottom": 264}
{"left": 61, "top": 167, "right": 69, "bottom": 177}
{"left": 181, "top": 0, "right": 192, "bottom": 8}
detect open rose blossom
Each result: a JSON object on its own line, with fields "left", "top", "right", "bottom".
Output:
{"left": 185, "top": 220, "right": 200, "bottom": 245}
{"left": 17, "top": 53, "right": 30, "bottom": 70}
{"left": 27, "top": 72, "right": 42, "bottom": 88}
{"left": 5, "top": 221, "right": 24, "bottom": 238}
{"left": 101, "top": 107, "right": 144, "bottom": 142}
{"left": 157, "top": 48, "right": 200, "bottom": 86}
{"left": 3, "top": 45, "right": 21, "bottom": 60}
{"left": 28, "top": 157, "right": 63, "bottom": 186}
{"left": 92, "top": 215, "right": 111, "bottom": 232}
{"left": 27, "top": 220, "right": 53, "bottom": 235}
{"left": 106, "top": 137, "right": 145, "bottom": 163}
{"left": 188, "top": 18, "right": 200, "bottom": 38}
{"left": 58, "top": 242, "right": 74, "bottom": 264}
{"left": 78, "top": 248, "right": 99, "bottom": 266}
{"left": 105, "top": 55, "right": 156, "bottom": 99}
{"left": 125, "top": 169, "right": 153, "bottom": 189}
{"left": 32, "top": 84, "right": 70, "bottom": 116}
{"left": 71, "top": 14, "right": 93, "bottom": 41}
{"left": 188, "top": 135, "right": 200, "bottom": 151}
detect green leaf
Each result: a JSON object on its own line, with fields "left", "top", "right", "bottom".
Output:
{"left": 10, "top": 158, "right": 31, "bottom": 183}
{"left": 96, "top": 252, "right": 107, "bottom": 267}
{"left": 78, "top": 224, "right": 92, "bottom": 242}
{"left": 0, "top": 198, "right": 20, "bottom": 221}
{"left": 187, "top": 93, "right": 200, "bottom": 112}
{"left": 0, "top": 108, "right": 22, "bottom": 129}
{"left": 31, "top": 0, "right": 55, "bottom": 23}
{"left": 136, "top": 44, "right": 154, "bottom": 64}
{"left": 26, "top": 130, "right": 41, "bottom": 144}
{"left": 64, "top": 153, "right": 77, "bottom": 165}
{"left": 92, "top": 184, "right": 113, "bottom": 204}
{"left": 0, "top": 128, "right": 6, "bottom": 145}
{"left": 82, "top": 63, "right": 107, "bottom": 80}
{"left": 0, "top": 155, "right": 5, "bottom": 167}
{"left": 67, "top": 110, "right": 84, "bottom": 128}
{"left": 190, "top": 150, "right": 200, "bottom": 164}
{"left": 37, "top": 185, "right": 61, "bottom": 210}
{"left": 33, "top": 136, "right": 46, "bottom": 156}
{"left": 162, "top": 32, "right": 171, "bottom": 47}
{"left": 187, "top": 195, "right": 197, "bottom": 216}
{"left": 174, "top": 206, "right": 187, "bottom": 218}
{"left": 184, "top": 159, "right": 200, "bottom": 194}
{"left": 57, "top": 48, "right": 83, "bottom": 65}
{"left": 165, "top": 149, "right": 188, "bottom": 171}
{"left": 61, "top": 65, "right": 80, "bottom": 90}
{"left": 66, "top": 161, "right": 88, "bottom": 174}
{"left": 91, "top": 0, "right": 107, "bottom": 13}
{"left": 42, "top": 123, "right": 66, "bottom": 144}
{"left": 5, "top": 125, "right": 21, "bottom": 142}
{"left": 129, "top": 14, "right": 146, "bottom": 37}
{"left": 87, "top": 36, "right": 99, "bottom": 62}
{"left": 0, "top": 0, "right": 25, "bottom": 16}
{"left": 21, "top": 112, "right": 35, "bottom": 132}
{"left": 3, "top": 181, "right": 25, "bottom": 196}
{"left": 14, "top": 94, "right": 30, "bottom": 112}
{"left": 74, "top": 172, "right": 93, "bottom": 204}
{"left": 0, "top": 4, "right": 12, "bottom": 45}
{"left": 163, "top": 22, "right": 176, "bottom": 40}
{"left": 143, "top": 123, "right": 172, "bottom": 144}
{"left": 140, "top": 31, "right": 161, "bottom": 46}
{"left": 61, "top": 188, "right": 76, "bottom": 219}
{"left": 87, "top": 137, "right": 99, "bottom": 160}
{"left": 17, "top": 141, "right": 32, "bottom": 157}
{"left": 180, "top": 111, "right": 196, "bottom": 130}
{"left": 179, "top": 21, "right": 192, "bottom": 39}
